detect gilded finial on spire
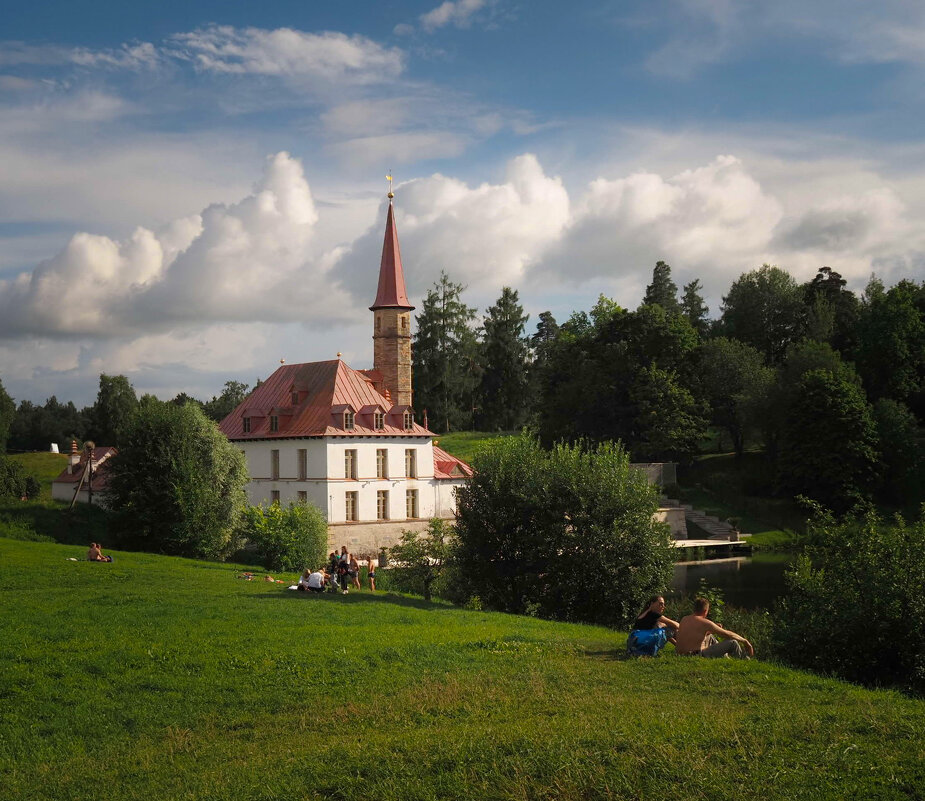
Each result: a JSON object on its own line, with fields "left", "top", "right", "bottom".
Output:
{"left": 386, "top": 171, "right": 394, "bottom": 200}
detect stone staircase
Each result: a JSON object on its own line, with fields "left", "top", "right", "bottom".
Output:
{"left": 681, "top": 505, "right": 742, "bottom": 541}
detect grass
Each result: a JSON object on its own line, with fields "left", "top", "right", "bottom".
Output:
{"left": 2, "top": 537, "right": 924, "bottom": 801}
{"left": 432, "top": 430, "right": 516, "bottom": 464}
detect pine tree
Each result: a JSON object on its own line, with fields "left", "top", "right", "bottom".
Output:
{"left": 477, "top": 287, "right": 530, "bottom": 431}
{"left": 412, "top": 272, "right": 479, "bottom": 433}
{"left": 681, "top": 279, "right": 710, "bottom": 336}
{"left": 642, "top": 261, "right": 679, "bottom": 312}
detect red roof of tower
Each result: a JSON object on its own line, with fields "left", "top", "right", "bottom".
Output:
{"left": 370, "top": 201, "right": 414, "bottom": 311}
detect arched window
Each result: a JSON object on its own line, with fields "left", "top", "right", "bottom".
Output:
{"left": 403, "top": 411, "right": 413, "bottom": 430}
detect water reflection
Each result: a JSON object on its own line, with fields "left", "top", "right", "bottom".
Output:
{"left": 669, "top": 552, "right": 795, "bottom": 610}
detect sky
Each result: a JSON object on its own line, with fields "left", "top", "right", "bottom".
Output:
{"left": 3, "top": 0, "right": 925, "bottom": 407}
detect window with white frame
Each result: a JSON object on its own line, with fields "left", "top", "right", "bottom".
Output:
{"left": 405, "top": 448, "right": 417, "bottom": 478}
{"left": 345, "top": 491, "right": 358, "bottom": 521}
{"left": 376, "top": 448, "right": 388, "bottom": 479}
{"left": 403, "top": 410, "right": 413, "bottom": 430}
{"left": 374, "top": 410, "right": 384, "bottom": 429}
{"left": 344, "top": 449, "right": 357, "bottom": 479}
{"left": 344, "top": 410, "right": 355, "bottom": 430}
{"left": 406, "top": 489, "right": 419, "bottom": 519}
{"left": 377, "top": 490, "right": 389, "bottom": 520}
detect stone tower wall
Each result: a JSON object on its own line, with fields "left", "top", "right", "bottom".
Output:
{"left": 373, "top": 309, "right": 413, "bottom": 407}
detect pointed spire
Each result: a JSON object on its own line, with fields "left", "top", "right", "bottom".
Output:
{"left": 370, "top": 198, "right": 415, "bottom": 311}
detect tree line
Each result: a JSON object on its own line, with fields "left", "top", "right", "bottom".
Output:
{"left": 414, "top": 263, "right": 925, "bottom": 513}
{"left": 0, "top": 376, "right": 252, "bottom": 453}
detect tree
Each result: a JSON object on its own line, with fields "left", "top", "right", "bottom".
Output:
{"left": 872, "top": 398, "right": 925, "bottom": 508}
{"left": 89, "top": 374, "right": 138, "bottom": 446}
{"left": 0, "top": 456, "right": 40, "bottom": 500}
{"left": 8, "top": 396, "right": 87, "bottom": 452}
{"left": 720, "top": 265, "right": 805, "bottom": 364}
{"left": 778, "top": 367, "right": 878, "bottom": 512}
{"left": 536, "top": 300, "right": 704, "bottom": 460}
{"left": 106, "top": 400, "right": 248, "bottom": 558}
{"left": 680, "top": 279, "right": 710, "bottom": 337}
{"left": 241, "top": 501, "right": 328, "bottom": 571}
{"left": 642, "top": 260, "right": 680, "bottom": 313}
{"left": 203, "top": 381, "right": 250, "bottom": 422}
{"left": 854, "top": 278, "right": 925, "bottom": 415}
{"left": 454, "top": 433, "right": 673, "bottom": 626}
{"left": 412, "top": 272, "right": 479, "bottom": 432}
{"left": 697, "top": 338, "right": 774, "bottom": 458}
{"left": 802, "top": 266, "right": 860, "bottom": 354}
{"left": 476, "top": 287, "right": 530, "bottom": 430}
{"left": 777, "top": 506, "right": 925, "bottom": 692}
{"left": 0, "top": 378, "right": 16, "bottom": 452}
{"left": 387, "top": 518, "right": 454, "bottom": 602}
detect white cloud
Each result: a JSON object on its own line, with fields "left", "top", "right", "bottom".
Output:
{"left": 0, "top": 40, "right": 160, "bottom": 70}
{"left": 335, "top": 153, "right": 570, "bottom": 303}
{"left": 0, "top": 152, "right": 357, "bottom": 338}
{"left": 167, "top": 25, "right": 404, "bottom": 83}
{"left": 420, "top": 0, "right": 490, "bottom": 32}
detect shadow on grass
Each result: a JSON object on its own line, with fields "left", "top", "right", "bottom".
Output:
{"left": 583, "top": 648, "right": 633, "bottom": 662}
{"left": 250, "top": 588, "right": 464, "bottom": 612}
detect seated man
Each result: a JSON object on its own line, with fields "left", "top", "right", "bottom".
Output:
{"left": 305, "top": 570, "right": 326, "bottom": 594}
{"left": 675, "top": 597, "right": 754, "bottom": 659}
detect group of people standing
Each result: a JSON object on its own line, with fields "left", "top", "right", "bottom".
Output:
{"left": 629, "top": 595, "right": 754, "bottom": 659}
{"left": 297, "top": 546, "right": 377, "bottom": 595}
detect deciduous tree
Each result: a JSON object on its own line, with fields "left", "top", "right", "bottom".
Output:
{"left": 106, "top": 400, "right": 248, "bottom": 558}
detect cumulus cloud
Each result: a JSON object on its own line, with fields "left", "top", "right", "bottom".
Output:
{"left": 334, "top": 153, "right": 569, "bottom": 303}
{"left": 0, "top": 152, "right": 357, "bottom": 337}
{"left": 167, "top": 25, "right": 404, "bottom": 83}
{"left": 420, "top": 0, "right": 490, "bottom": 32}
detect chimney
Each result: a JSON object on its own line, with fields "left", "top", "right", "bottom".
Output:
{"left": 68, "top": 440, "right": 80, "bottom": 474}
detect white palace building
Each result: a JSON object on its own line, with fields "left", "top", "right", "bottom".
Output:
{"left": 219, "top": 194, "right": 472, "bottom": 553}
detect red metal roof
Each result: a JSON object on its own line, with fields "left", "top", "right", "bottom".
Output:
{"left": 219, "top": 359, "right": 433, "bottom": 439}
{"left": 53, "top": 447, "right": 117, "bottom": 490}
{"left": 433, "top": 445, "right": 474, "bottom": 479}
{"left": 370, "top": 202, "right": 414, "bottom": 311}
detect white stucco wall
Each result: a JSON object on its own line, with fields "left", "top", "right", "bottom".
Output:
{"left": 235, "top": 436, "right": 461, "bottom": 525}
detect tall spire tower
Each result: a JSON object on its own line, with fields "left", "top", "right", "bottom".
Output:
{"left": 370, "top": 177, "right": 415, "bottom": 407}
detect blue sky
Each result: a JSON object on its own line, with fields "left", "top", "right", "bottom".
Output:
{"left": 2, "top": 0, "right": 925, "bottom": 408}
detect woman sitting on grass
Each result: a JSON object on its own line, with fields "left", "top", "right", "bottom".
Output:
{"left": 87, "top": 543, "right": 112, "bottom": 562}
{"left": 627, "top": 595, "right": 679, "bottom": 656}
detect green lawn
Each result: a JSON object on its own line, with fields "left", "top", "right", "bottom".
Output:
{"left": 2, "top": 537, "right": 923, "bottom": 801}
{"left": 432, "top": 430, "right": 516, "bottom": 465}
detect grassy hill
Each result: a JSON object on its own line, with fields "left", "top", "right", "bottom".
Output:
{"left": 1, "top": 537, "right": 922, "bottom": 801}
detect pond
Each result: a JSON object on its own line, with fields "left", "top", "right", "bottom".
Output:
{"left": 668, "top": 552, "right": 796, "bottom": 610}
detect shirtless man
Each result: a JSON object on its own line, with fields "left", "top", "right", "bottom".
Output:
{"left": 675, "top": 597, "right": 754, "bottom": 659}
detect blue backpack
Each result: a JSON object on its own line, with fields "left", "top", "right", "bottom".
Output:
{"left": 627, "top": 628, "right": 669, "bottom": 657}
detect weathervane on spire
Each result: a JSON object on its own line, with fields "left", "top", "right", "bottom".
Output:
{"left": 386, "top": 171, "right": 394, "bottom": 200}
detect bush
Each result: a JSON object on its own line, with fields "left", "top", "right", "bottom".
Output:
{"left": 776, "top": 504, "right": 925, "bottom": 692}
{"left": 0, "top": 456, "right": 41, "bottom": 500}
{"left": 242, "top": 501, "right": 328, "bottom": 571}
{"left": 106, "top": 401, "right": 249, "bottom": 559}
{"left": 454, "top": 433, "right": 674, "bottom": 626}
{"left": 387, "top": 519, "right": 453, "bottom": 601}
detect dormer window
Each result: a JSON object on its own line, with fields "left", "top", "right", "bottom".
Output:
{"left": 243, "top": 417, "right": 251, "bottom": 433}
{"left": 344, "top": 410, "right": 355, "bottom": 430}
{"left": 291, "top": 391, "right": 299, "bottom": 405}
{"left": 374, "top": 411, "right": 384, "bottom": 429}
{"left": 270, "top": 415, "right": 279, "bottom": 432}
{"left": 403, "top": 411, "right": 413, "bottom": 430}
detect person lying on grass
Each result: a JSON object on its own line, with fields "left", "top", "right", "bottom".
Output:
{"left": 675, "top": 597, "right": 754, "bottom": 659}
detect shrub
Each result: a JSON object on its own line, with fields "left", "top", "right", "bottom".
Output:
{"left": 0, "top": 456, "right": 41, "bottom": 500}
{"left": 242, "top": 501, "right": 328, "bottom": 572}
{"left": 776, "top": 504, "right": 925, "bottom": 692}
{"left": 106, "top": 401, "right": 248, "bottom": 558}
{"left": 454, "top": 433, "right": 674, "bottom": 626}
{"left": 387, "top": 519, "right": 453, "bottom": 601}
